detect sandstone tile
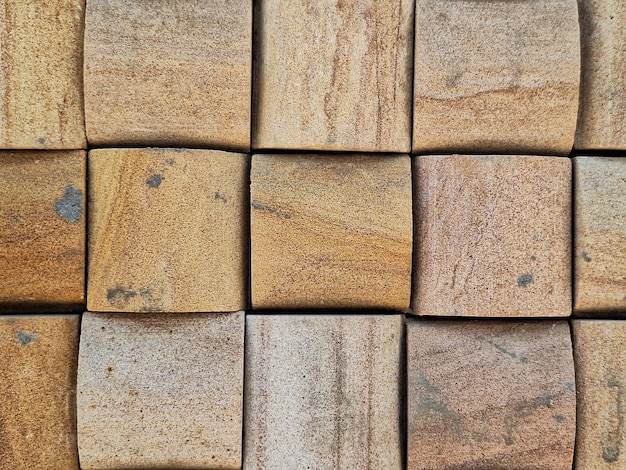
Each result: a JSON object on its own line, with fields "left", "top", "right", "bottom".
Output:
{"left": 77, "top": 311, "right": 244, "bottom": 470}
{"left": 244, "top": 314, "right": 403, "bottom": 470}
{"left": 84, "top": 0, "right": 251, "bottom": 150}
{"left": 253, "top": 0, "right": 413, "bottom": 152}
{"left": 407, "top": 319, "right": 576, "bottom": 469}
{"left": 251, "top": 154, "right": 412, "bottom": 309}
{"left": 413, "top": 0, "right": 580, "bottom": 155}
{"left": 87, "top": 148, "right": 248, "bottom": 313}
{"left": 0, "top": 315, "right": 80, "bottom": 469}
{"left": 413, "top": 155, "right": 571, "bottom": 317}
{"left": 0, "top": 151, "right": 86, "bottom": 310}
{"left": 574, "top": 157, "right": 626, "bottom": 314}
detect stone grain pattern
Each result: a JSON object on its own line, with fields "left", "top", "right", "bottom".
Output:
{"left": 77, "top": 312, "right": 245, "bottom": 470}
{"left": 84, "top": 0, "right": 251, "bottom": 150}
{"left": 0, "top": 315, "right": 80, "bottom": 469}
{"left": 413, "top": 155, "right": 571, "bottom": 317}
{"left": 253, "top": 0, "right": 413, "bottom": 152}
{"left": 251, "top": 154, "right": 412, "bottom": 309}
{"left": 413, "top": 0, "right": 580, "bottom": 155}
{"left": 244, "top": 314, "right": 403, "bottom": 470}
{"left": 407, "top": 319, "right": 576, "bottom": 470}
{"left": 88, "top": 148, "right": 248, "bottom": 312}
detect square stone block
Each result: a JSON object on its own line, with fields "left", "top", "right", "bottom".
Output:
{"left": 413, "top": 155, "right": 571, "bottom": 317}
{"left": 407, "top": 319, "right": 576, "bottom": 469}
{"left": 251, "top": 154, "right": 412, "bottom": 309}
{"left": 244, "top": 314, "right": 403, "bottom": 469}
{"left": 77, "top": 312, "right": 245, "bottom": 470}
{"left": 84, "top": 0, "right": 251, "bottom": 150}
{"left": 87, "top": 148, "right": 248, "bottom": 313}
{"left": 413, "top": 0, "right": 580, "bottom": 155}
{"left": 253, "top": 0, "right": 413, "bottom": 152}
{"left": 0, "top": 315, "right": 80, "bottom": 469}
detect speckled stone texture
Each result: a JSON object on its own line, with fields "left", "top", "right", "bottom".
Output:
{"left": 413, "top": 0, "right": 580, "bottom": 155}
{"left": 77, "top": 312, "right": 245, "bottom": 470}
{"left": 407, "top": 319, "right": 576, "bottom": 470}
{"left": 0, "top": 315, "right": 80, "bottom": 469}
{"left": 244, "top": 314, "right": 403, "bottom": 470}
{"left": 87, "top": 148, "right": 248, "bottom": 312}
{"left": 251, "top": 154, "right": 412, "bottom": 309}
{"left": 413, "top": 155, "right": 571, "bottom": 317}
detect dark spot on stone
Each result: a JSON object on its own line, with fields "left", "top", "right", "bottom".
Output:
{"left": 166, "top": 158, "right": 175, "bottom": 165}
{"left": 582, "top": 251, "right": 592, "bottom": 262}
{"left": 37, "top": 137, "right": 45, "bottom": 144}
{"left": 214, "top": 192, "right": 228, "bottom": 202}
{"left": 521, "top": 357, "right": 529, "bottom": 363}
{"left": 54, "top": 184, "right": 83, "bottom": 223}
{"left": 11, "top": 216, "right": 20, "bottom": 224}
{"left": 251, "top": 201, "right": 291, "bottom": 219}
{"left": 555, "top": 415, "right": 566, "bottom": 423}
{"left": 105, "top": 365, "right": 114, "bottom": 374}
{"left": 603, "top": 444, "right": 620, "bottom": 463}
{"left": 106, "top": 287, "right": 137, "bottom": 308}
{"left": 446, "top": 71, "right": 464, "bottom": 88}
{"left": 517, "top": 273, "right": 533, "bottom": 287}
{"left": 530, "top": 255, "right": 537, "bottom": 261}
{"left": 146, "top": 174, "right": 163, "bottom": 188}
{"left": 16, "top": 330, "right": 36, "bottom": 346}
{"left": 567, "top": 381, "right": 575, "bottom": 392}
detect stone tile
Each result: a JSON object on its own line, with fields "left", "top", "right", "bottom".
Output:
{"left": 77, "top": 311, "right": 244, "bottom": 470}
{"left": 574, "top": 157, "right": 626, "bottom": 314}
{"left": 84, "top": 0, "right": 251, "bottom": 150}
{"left": 413, "top": 155, "right": 571, "bottom": 317}
{"left": 87, "top": 148, "right": 248, "bottom": 313}
{"left": 413, "top": 0, "right": 580, "bottom": 155}
{"left": 0, "top": 151, "right": 86, "bottom": 310}
{"left": 407, "top": 319, "right": 576, "bottom": 469}
{"left": 0, "top": 315, "right": 80, "bottom": 469}
{"left": 253, "top": 0, "right": 413, "bottom": 152}
{"left": 244, "top": 314, "right": 403, "bottom": 470}
{"left": 0, "top": 0, "right": 86, "bottom": 149}
{"left": 251, "top": 154, "right": 412, "bottom": 309}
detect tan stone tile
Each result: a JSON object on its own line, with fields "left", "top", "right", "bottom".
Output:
{"left": 413, "top": 0, "right": 580, "bottom": 155}
{"left": 77, "top": 311, "right": 244, "bottom": 470}
{"left": 87, "top": 148, "right": 248, "bottom": 313}
{"left": 84, "top": 0, "right": 251, "bottom": 150}
{"left": 244, "top": 314, "right": 402, "bottom": 470}
{"left": 0, "top": 315, "right": 79, "bottom": 469}
{"left": 574, "top": 157, "right": 626, "bottom": 314}
{"left": 0, "top": 151, "right": 85, "bottom": 310}
{"left": 407, "top": 319, "right": 576, "bottom": 469}
{"left": 251, "top": 154, "right": 412, "bottom": 309}
{"left": 413, "top": 155, "right": 571, "bottom": 317}
{"left": 253, "top": 0, "right": 413, "bottom": 152}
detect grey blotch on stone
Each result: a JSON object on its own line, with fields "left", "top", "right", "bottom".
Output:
{"left": 54, "top": 184, "right": 83, "bottom": 223}
{"left": 16, "top": 330, "right": 37, "bottom": 346}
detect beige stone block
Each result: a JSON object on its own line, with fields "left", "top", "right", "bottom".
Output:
{"left": 253, "top": 0, "right": 413, "bottom": 152}
{"left": 413, "top": 155, "right": 571, "bottom": 317}
{"left": 77, "top": 311, "right": 244, "bottom": 470}
{"left": 413, "top": 0, "right": 580, "bottom": 155}
{"left": 0, "top": 1, "right": 86, "bottom": 149}
{"left": 244, "top": 314, "right": 402, "bottom": 470}
{"left": 407, "top": 319, "right": 576, "bottom": 469}
{"left": 251, "top": 154, "right": 412, "bottom": 309}
{"left": 84, "top": 0, "right": 251, "bottom": 150}
{"left": 0, "top": 151, "right": 86, "bottom": 310}
{"left": 574, "top": 157, "right": 626, "bottom": 314}
{"left": 87, "top": 148, "right": 248, "bottom": 313}
{"left": 0, "top": 315, "right": 80, "bottom": 469}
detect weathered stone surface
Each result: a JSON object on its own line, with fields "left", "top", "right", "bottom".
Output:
{"left": 407, "top": 319, "right": 576, "bottom": 469}
{"left": 84, "top": 0, "right": 251, "bottom": 150}
{"left": 574, "top": 157, "right": 626, "bottom": 314}
{"left": 244, "top": 314, "right": 403, "bottom": 470}
{"left": 0, "top": 315, "right": 80, "bottom": 469}
{"left": 251, "top": 154, "right": 412, "bottom": 309}
{"left": 87, "top": 148, "right": 248, "bottom": 312}
{"left": 413, "top": 155, "right": 571, "bottom": 317}
{"left": 413, "top": 0, "right": 580, "bottom": 155}
{"left": 253, "top": 0, "right": 413, "bottom": 152}
{"left": 77, "top": 312, "right": 244, "bottom": 470}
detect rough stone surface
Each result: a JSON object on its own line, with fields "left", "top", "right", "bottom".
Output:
{"left": 407, "top": 319, "right": 576, "bottom": 470}
{"left": 87, "top": 148, "right": 248, "bottom": 313}
{"left": 77, "top": 312, "right": 245, "bottom": 470}
{"left": 251, "top": 154, "right": 412, "bottom": 309}
{"left": 574, "top": 157, "right": 626, "bottom": 314}
{"left": 244, "top": 314, "right": 403, "bottom": 470}
{"left": 253, "top": 0, "right": 413, "bottom": 152}
{"left": 413, "top": 155, "right": 571, "bottom": 317}
{"left": 84, "top": 0, "right": 251, "bottom": 150}
{"left": 413, "top": 0, "right": 580, "bottom": 155}
{"left": 0, "top": 315, "right": 80, "bottom": 469}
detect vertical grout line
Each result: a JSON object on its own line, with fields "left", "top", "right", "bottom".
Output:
{"left": 408, "top": 0, "right": 417, "bottom": 157}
